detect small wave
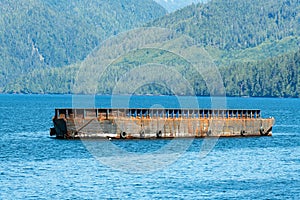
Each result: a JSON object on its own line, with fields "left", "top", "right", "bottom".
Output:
{"left": 272, "top": 132, "right": 300, "bottom": 136}
{"left": 1, "top": 131, "right": 50, "bottom": 141}
{"left": 275, "top": 125, "right": 300, "bottom": 128}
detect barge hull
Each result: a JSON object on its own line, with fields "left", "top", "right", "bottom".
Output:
{"left": 51, "top": 108, "right": 274, "bottom": 139}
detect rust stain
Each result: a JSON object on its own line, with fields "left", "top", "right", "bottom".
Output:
{"left": 51, "top": 108, "right": 275, "bottom": 139}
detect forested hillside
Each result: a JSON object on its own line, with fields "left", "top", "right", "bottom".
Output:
{"left": 5, "top": 46, "right": 299, "bottom": 97}
{"left": 151, "top": 0, "right": 300, "bottom": 50}
{"left": 149, "top": 0, "right": 300, "bottom": 97}
{"left": 154, "top": 0, "right": 207, "bottom": 12}
{"left": 2, "top": 0, "right": 300, "bottom": 97}
{"left": 0, "top": 0, "right": 166, "bottom": 89}
{"left": 221, "top": 49, "right": 300, "bottom": 97}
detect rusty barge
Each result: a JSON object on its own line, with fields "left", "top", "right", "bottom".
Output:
{"left": 50, "top": 108, "right": 274, "bottom": 139}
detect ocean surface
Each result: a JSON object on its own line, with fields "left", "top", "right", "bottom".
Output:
{"left": 0, "top": 94, "right": 299, "bottom": 199}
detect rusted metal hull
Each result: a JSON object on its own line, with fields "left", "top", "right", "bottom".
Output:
{"left": 50, "top": 108, "right": 274, "bottom": 139}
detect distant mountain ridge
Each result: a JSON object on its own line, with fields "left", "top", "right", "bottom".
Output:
{"left": 2, "top": 0, "right": 300, "bottom": 97}
{"left": 154, "top": 0, "right": 208, "bottom": 12}
{"left": 148, "top": 0, "right": 300, "bottom": 97}
{"left": 151, "top": 0, "right": 300, "bottom": 50}
{"left": 0, "top": 0, "right": 166, "bottom": 88}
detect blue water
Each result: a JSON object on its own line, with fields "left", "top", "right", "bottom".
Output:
{"left": 0, "top": 94, "right": 299, "bottom": 199}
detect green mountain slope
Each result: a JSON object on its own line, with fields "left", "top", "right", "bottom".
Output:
{"left": 5, "top": 42, "right": 299, "bottom": 97}
{"left": 2, "top": 0, "right": 300, "bottom": 97}
{"left": 151, "top": 0, "right": 300, "bottom": 50}
{"left": 0, "top": 0, "right": 166, "bottom": 87}
{"left": 154, "top": 0, "right": 208, "bottom": 12}
{"left": 148, "top": 0, "right": 300, "bottom": 97}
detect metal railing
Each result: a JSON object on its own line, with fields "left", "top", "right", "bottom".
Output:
{"left": 55, "top": 108, "right": 261, "bottom": 119}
